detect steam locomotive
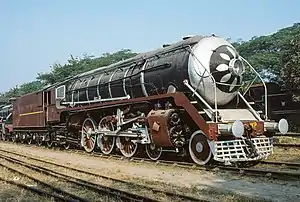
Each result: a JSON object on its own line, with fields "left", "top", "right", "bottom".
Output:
{"left": 0, "top": 35, "right": 289, "bottom": 166}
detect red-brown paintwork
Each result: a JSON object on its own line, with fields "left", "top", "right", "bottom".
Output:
{"left": 207, "top": 121, "right": 265, "bottom": 141}
{"left": 147, "top": 109, "right": 174, "bottom": 147}
{"left": 12, "top": 86, "right": 267, "bottom": 143}
{"left": 244, "top": 121, "right": 264, "bottom": 137}
{"left": 172, "top": 93, "right": 210, "bottom": 137}
{"left": 45, "top": 89, "right": 61, "bottom": 123}
{"left": 12, "top": 89, "right": 213, "bottom": 143}
{"left": 207, "top": 123, "right": 218, "bottom": 140}
{"left": 60, "top": 92, "right": 210, "bottom": 131}
{"left": 13, "top": 91, "right": 45, "bottom": 128}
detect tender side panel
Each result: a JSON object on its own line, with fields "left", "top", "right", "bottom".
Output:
{"left": 47, "top": 88, "right": 61, "bottom": 123}
{"left": 13, "top": 92, "right": 45, "bottom": 128}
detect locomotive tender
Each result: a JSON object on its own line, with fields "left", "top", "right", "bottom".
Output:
{"left": 1, "top": 35, "right": 289, "bottom": 165}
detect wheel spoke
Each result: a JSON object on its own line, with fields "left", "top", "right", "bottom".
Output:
{"left": 36, "top": 135, "right": 43, "bottom": 146}
{"left": 46, "top": 132, "right": 54, "bottom": 148}
{"left": 189, "top": 131, "right": 212, "bottom": 165}
{"left": 88, "top": 137, "right": 95, "bottom": 149}
{"left": 64, "top": 143, "right": 70, "bottom": 150}
{"left": 117, "top": 137, "right": 138, "bottom": 158}
{"left": 81, "top": 118, "right": 97, "bottom": 153}
{"left": 146, "top": 143, "right": 162, "bottom": 160}
{"left": 27, "top": 133, "right": 32, "bottom": 144}
{"left": 97, "top": 117, "right": 115, "bottom": 155}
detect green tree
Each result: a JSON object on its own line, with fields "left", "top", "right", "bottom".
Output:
{"left": 0, "top": 49, "right": 137, "bottom": 101}
{"left": 37, "top": 49, "right": 137, "bottom": 85}
{"left": 0, "top": 80, "right": 44, "bottom": 103}
{"left": 281, "top": 32, "right": 300, "bottom": 90}
{"left": 18, "top": 81, "right": 45, "bottom": 95}
{"left": 234, "top": 23, "right": 300, "bottom": 83}
{"left": 0, "top": 86, "right": 20, "bottom": 103}
{"left": 2, "top": 23, "right": 300, "bottom": 101}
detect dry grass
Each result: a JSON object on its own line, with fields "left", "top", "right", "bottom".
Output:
{"left": 267, "top": 147, "right": 300, "bottom": 163}
{"left": 274, "top": 136, "right": 300, "bottom": 144}
{"left": 0, "top": 160, "right": 123, "bottom": 202}
{"left": 118, "top": 175, "right": 272, "bottom": 202}
{"left": 253, "top": 143, "right": 300, "bottom": 173}
{"left": 1, "top": 142, "right": 299, "bottom": 202}
{"left": 2, "top": 155, "right": 198, "bottom": 202}
{"left": 267, "top": 136, "right": 300, "bottom": 163}
{"left": 0, "top": 167, "right": 55, "bottom": 202}
{"left": 0, "top": 151, "right": 270, "bottom": 202}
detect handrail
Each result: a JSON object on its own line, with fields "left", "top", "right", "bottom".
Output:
{"left": 185, "top": 46, "right": 268, "bottom": 122}
{"left": 238, "top": 92, "right": 263, "bottom": 121}
{"left": 187, "top": 45, "right": 218, "bottom": 122}
{"left": 183, "top": 80, "right": 214, "bottom": 120}
{"left": 240, "top": 57, "right": 268, "bottom": 120}
{"left": 242, "top": 75, "right": 258, "bottom": 96}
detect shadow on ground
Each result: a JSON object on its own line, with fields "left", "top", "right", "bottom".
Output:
{"left": 0, "top": 183, "right": 54, "bottom": 202}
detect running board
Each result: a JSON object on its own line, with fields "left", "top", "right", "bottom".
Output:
{"left": 217, "top": 109, "right": 258, "bottom": 122}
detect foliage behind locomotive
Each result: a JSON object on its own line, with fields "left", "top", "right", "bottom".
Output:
{"left": 2, "top": 35, "right": 289, "bottom": 166}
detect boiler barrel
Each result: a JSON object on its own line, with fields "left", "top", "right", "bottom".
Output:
{"left": 66, "top": 48, "right": 193, "bottom": 103}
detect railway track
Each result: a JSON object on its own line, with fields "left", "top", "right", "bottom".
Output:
{"left": 1, "top": 142, "right": 300, "bottom": 184}
{"left": 274, "top": 132, "right": 300, "bottom": 137}
{"left": 274, "top": 143, "right": 300, "bottom": 148}
{"left": 89, "top": 152, "right": 300, "bottom": 181}
{"left": 0, "top": 176, "right": 80, "bottom": 202}
{"left": 0, "top": 148, "right": 209, "bottom": 202}
{"left": 0, "top": 162, "right": 89, "bottom": 202}
{"left": 1, "top": 140, "right": 300, "bottom": 182}
{"left": 260, "top": 161, "right": 300, "bottom": 169}
{"left": 73, "top": 150, "right": 300, "bottom": 181}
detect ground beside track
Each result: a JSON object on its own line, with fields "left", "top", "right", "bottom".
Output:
{"left": 0, "top": 142, "right": 299, "bottom": 202}
{"left": 0, "top": 170, "right": 55, "bottom": 202}
{"left": 268, "top": 136, "right": 300, "bottom": 163}
{"left": 274, "top": 136, "right": 300, "bottom": 145}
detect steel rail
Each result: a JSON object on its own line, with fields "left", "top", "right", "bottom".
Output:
{"left": 0, "top": 163, "right": 87, "bottom": 202}
{"left": 1, "top": 147, "right": 300, "bottom": 184}
{"left": 82, "top": 151, "right": 300, "bottom": 181}
{"left": 260, "top": 161, "right": 300, "bottom": 168}
{"left": 0, "top": 153, "right": 157, "bottom": 202}
{"left": 0, "top": 177, "right": 78, "bottom": 202}
{"left": 0, "top": 148, "right": 208, "bottom": 202}
{"left": 274, "top": 143, "right": 300, "bottom": 148}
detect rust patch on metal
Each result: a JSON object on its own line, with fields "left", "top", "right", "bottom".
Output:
{"left": 207, "top": 123, "right": 218, "bottom": 141}
{"left": 244, "top": 121, "right": 264, "bottom": 137}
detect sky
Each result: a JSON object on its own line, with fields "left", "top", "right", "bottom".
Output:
{"left": 0, "top": 0, "right": 299, "bottom": 92}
